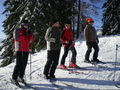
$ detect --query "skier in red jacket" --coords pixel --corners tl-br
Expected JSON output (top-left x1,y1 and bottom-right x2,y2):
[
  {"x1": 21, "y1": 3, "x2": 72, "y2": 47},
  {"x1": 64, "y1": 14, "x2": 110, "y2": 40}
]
[
  {"x1": 12, "y1": 20, "x2": 33, "y2": 86},
  {"x1": 59, "y1": 21, "x2": 79, "y2": 69}
]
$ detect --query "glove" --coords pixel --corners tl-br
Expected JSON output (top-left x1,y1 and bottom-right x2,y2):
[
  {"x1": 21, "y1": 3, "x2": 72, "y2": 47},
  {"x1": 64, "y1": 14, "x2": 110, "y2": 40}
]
[
  {"x1": 65, "y1": 41, "x2": 69, "y2": 44},
  {"x1": 63, "y1": 40, "x2": 73, "y2": 46},
  {"x1": 96, "y1": 38, "x2": 99, "y2": 44},
  {"x1": 50, "y1": 38, "x2": 55, "y2": 43},
  {"x1": 96, "y1": 36, "x2": 99, "y2": 44},
  {"x1": 29, "y1": 49, "x2": 32, "y2": 54},
  {"x1": 55, "y1": 38, "x2": 60, "y2": 43},
  {"x1": 68, "y1": 40, "x2": 73, "y2": 45},
  {"x1": 62, "y1": 41, "x2": 69, "y2": 45},
  {"x1": 29, "y1": 49, "x2": 34, "y2": 54}
]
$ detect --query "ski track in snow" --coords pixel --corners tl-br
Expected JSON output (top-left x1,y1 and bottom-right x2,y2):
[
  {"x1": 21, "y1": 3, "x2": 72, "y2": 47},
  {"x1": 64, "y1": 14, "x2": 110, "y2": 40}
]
[{"x1": 0, "y1": 35, "x2": 120, "y2": 90}]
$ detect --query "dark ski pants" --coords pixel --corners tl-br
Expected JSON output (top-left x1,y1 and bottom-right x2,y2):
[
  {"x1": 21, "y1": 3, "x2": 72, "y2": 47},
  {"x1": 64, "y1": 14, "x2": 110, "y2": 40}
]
[
  {"x1": 12, "y1": 51, "x2": 29, "y2": 80},
  {"x1": 43, "y1": 49, "x2": 60, "y2": 77},
  {"x1": 60, "y1": 46, "x2": 77, "y2": 65},
  {"x1": 85, "y1": 42, "x2": 99, "y2": 61}
]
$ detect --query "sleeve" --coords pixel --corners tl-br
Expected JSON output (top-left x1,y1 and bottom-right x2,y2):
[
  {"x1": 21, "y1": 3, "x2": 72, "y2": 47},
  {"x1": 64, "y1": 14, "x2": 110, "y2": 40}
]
[
  {"x1": 28, "y1": 34, "x2": 34, "y2": 42},
  {"x1": 94, "y1": 27, "x2": 99, "y2": 43},
  {"x1": 84, "y1": 25, "x2": 89, "y2": 42},
  {"x1": 14, "y1": 29, "x2": 24, "y2": 41},
  {"x1": 45, "y1": 27, "x2": 55, "y2": 43},
  {"x1": 96, "y1": 35, "x2": 99, "y2": 43},
  {"x1": 61, "y1": 30, "x2": 66, "y2": 43}
]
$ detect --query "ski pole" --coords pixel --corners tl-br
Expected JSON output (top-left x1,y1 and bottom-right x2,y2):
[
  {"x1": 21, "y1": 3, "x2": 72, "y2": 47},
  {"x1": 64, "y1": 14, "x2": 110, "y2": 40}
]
[
  {"x1": 68, "y1": 48, "x2": 72, "y2": 73},
  {"x1": 29, "y1": 51, "x2": 32, "y2": 80},
  {"x1": 68, "y1": 47, "x2": 71, "y2": 66},
  {"x1": 113, "y1": 44, "x2": 118, "y2": 81}
]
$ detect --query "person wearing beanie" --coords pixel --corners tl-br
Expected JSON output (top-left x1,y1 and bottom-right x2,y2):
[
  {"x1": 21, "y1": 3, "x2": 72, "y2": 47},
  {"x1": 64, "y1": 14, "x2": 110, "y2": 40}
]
[
  {"x1": 43, "y1": 20, "x2": 62, "y2": 79},
  {"x1": 12, "y1": 20, "x2": 33, "y2": 86},
  {"x1": 59, "y1": 21, "x2": 79, "y2": 70},
  {"x1": 84, "y1": 18, "x2": 101, "y2": 63}
]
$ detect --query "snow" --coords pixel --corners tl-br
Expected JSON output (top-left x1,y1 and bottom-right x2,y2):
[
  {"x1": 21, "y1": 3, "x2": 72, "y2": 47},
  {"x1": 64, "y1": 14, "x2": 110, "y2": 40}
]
[{"x1": 0, "y1": 35, "x2": 120, "y2": 90}]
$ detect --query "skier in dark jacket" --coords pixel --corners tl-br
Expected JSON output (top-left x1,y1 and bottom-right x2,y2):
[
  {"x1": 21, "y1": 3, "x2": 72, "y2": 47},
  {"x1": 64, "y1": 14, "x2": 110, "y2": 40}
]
[
  {"x1": 84, "y1": 18, "x2": 101, "y2": 63},
  {"x1": 43, "y1": 20, "x2": 61, "y2": 79},
  {"x1": 12, "y1": 20, "x2": 33, "y2": 85},
  {"x1": 59, "y1": 22, "x2": 79, "y2": 69}
]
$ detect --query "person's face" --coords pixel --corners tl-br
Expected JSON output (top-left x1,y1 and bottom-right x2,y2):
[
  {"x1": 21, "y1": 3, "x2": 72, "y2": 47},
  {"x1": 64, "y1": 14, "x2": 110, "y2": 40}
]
[
  {"x1": 89, "y1": 21, "x2": 94, "y2": 25},
  {"x1": 54, "y1": 22, "x2": 60, "y2": 27},
  {"x1": 65, "y1": 24, "x2": 71, "y2": 28},
  {"x1": 23, "y1": 24, "x2": 29, "y2": 29}
]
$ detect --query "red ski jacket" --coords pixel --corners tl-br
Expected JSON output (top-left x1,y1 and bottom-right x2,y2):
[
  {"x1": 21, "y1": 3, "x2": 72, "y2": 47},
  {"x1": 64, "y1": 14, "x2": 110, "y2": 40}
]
[
  {"x1": 14, "y1": 27, "x2": 33, "y2": 52},
  {"x1": 61, "y1": 28, "x2": 74, "y2": 47}
]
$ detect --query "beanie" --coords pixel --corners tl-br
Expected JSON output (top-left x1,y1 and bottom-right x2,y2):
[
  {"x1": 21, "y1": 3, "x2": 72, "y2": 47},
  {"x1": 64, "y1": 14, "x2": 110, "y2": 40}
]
[
  {"x1": 65, "y1": 20, "x2": 71, "y2": 24},
  {"x1": 22, "y1": 20, "x2": 29, "y2": 26},
  {"x1": 52, "y1": 19, "x2": 59, "y2": 24},
  {"x1": 86, "y1": 18, "x2": 94, "y2": 23}
]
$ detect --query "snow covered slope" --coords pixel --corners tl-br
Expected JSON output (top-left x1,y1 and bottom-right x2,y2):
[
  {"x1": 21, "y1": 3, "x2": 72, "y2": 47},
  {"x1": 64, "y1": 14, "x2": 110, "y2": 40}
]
[{"x1": 0, "y1": 35, "x2": 120, "y2": 90}]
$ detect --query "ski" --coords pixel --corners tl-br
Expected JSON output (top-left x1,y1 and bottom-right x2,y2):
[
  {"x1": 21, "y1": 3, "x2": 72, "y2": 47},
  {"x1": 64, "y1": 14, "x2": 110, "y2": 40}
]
[
  {"x1": 52, "y1": 79, "x2": 78, "y2": 89},
  {"x1": 84, "y1": 61, "x2": 107, "y2": 69},
  {"x1": 58, "y1": 67, "x2": 88, "y2": 75},
  {"x1": 67, "y1": 69, "x2": 82, "y2": 75},
  {"x1": 50, "y1": 79, "x2": 77, "y2": 90},
  {"x1": 37, "y1": 74, "x2": 63, "y2": 90},
  {"x1": 48, "y1": 79, "x2": 64, "y2": 90},
  {"x1": 10, "y1": 79, "x2": 21, "y2": 88},
  {"x1": 50, "y1": 79, "x2": 63, "y2": 90},
  {"x1": 57, "y1": 67, "x2": 81, "y2": 75},
  {"x1": 10, "y1": 79, "x2": 36, "y2": 89},
  {"x1": 20, "y1": 82, "x2": 37, "y2": 90},
  {"x1": 91, "y1": 62, "x2": 108, "y2": 68}
]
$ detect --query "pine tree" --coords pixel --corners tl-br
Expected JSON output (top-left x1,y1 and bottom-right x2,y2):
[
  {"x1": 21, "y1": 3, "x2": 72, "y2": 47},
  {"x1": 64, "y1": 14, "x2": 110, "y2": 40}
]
[
  {"x1": 102, "y1": 0, "x2": 120, "y2": 35},
  {"x1": 0, "y1": 0, "x2": 73, "y2": 66}
]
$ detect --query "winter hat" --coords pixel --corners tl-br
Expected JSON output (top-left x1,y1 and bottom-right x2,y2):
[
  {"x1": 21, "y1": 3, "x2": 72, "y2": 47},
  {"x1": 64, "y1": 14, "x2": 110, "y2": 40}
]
[
  {"x1": 52, "y1": 19, "x2": 59, "y2": 24},
  {"x1": 22, "y1": 20, "x2": 29, "y2": 26},
  {"x1": 65, "y1": 20, "x2": 71, "y2": 24},
  {"x1": 86, "y1": 18, "x2": 94, "y2": 23}
]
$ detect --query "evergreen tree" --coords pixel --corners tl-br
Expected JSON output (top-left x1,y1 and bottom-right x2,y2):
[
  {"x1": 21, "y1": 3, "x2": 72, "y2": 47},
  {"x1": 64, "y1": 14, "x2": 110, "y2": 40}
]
[
  {"x1": 0, "y1": 0, "x2": 73, "y2": 66},
  {"x1": 102, "y1": 0, "x2": 120, "y2": 35}
]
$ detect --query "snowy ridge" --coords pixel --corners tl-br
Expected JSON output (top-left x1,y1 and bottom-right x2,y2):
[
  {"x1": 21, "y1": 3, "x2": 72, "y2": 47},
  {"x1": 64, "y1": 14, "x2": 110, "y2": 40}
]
[{"x1": 0, "y1": 35, "x2": 120, "y2": 90}]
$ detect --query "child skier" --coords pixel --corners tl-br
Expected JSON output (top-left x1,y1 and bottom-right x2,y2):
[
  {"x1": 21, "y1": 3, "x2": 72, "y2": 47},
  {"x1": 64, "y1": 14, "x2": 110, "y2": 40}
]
[{"x1": 59, "y1": 21, "x2": 79, "y2": 69}]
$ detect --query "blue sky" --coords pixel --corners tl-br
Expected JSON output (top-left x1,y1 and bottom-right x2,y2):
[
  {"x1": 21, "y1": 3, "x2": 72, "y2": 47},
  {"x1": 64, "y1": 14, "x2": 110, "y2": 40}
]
[{"x1": 0, "y1": 0, "x2": 5, "y2": 39}]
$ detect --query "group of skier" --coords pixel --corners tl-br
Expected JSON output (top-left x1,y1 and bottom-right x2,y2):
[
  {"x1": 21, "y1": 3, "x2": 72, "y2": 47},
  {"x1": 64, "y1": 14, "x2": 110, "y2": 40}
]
[
  {"x1": 43, "y1": 18, "x2": 101, "y2": 80},
  {"x1": 11, "y1": 18, "x2": 101, "y2": 86}
]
